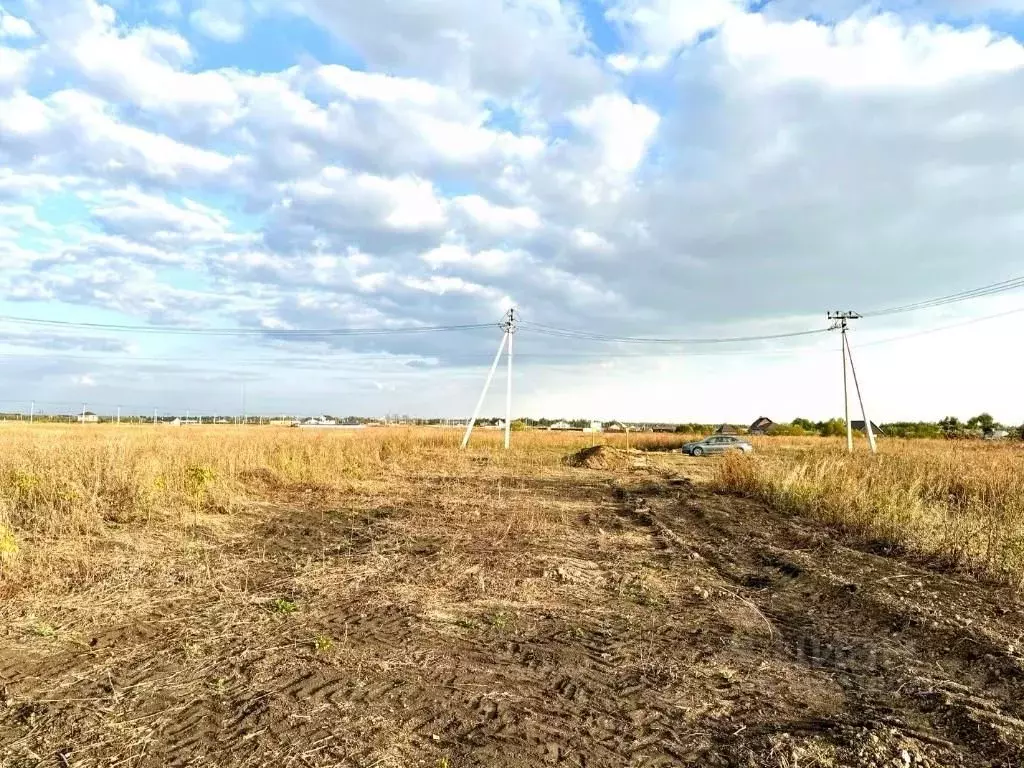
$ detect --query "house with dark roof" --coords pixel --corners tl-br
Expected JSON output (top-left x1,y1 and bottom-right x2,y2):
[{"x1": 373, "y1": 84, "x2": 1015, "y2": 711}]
[
  {"x1": 715, "y1": 424, "x2": 739, "y2": 435},
  {"x1": 851, "y1": 420, "x2": 885, "y2": 436},
  {"x1": 748, "y1": 417, "x2": 775, "y2": 435}
]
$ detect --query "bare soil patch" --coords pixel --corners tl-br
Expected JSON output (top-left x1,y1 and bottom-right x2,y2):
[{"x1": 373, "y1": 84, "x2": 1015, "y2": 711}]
[
  {"x1": 2, "y1": 456, "x2": 1022, "y2": 767},
  {"x1": 564, "y1": 445, "x2": 647, "y2": 471}
]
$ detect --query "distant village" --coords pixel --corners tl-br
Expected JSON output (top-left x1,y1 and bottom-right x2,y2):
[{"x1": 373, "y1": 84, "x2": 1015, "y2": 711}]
[{"x1": 0, "y1": 411, "x2": 1019, "y2": 440}]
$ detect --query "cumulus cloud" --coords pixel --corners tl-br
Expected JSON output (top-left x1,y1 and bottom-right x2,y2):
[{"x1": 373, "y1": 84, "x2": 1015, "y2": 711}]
[
  {"x1": 190, "y1": 0, "x2": 246, "y2": 42},
  {"x1": 606, "y1": 0, "x2": 744, "y2": 62},
  {"x1": 1, "y1": 0, "x2": 1023, "y2": 418},
  {"x1": 280, "y1": 0, "x2": 607, "y2": 109},
  {"x1": 568, "y1": 93, "x2": 660, "y2": 174},
  {"x1": 0, "y1": 10, "x2": 35, "y2": 39}
]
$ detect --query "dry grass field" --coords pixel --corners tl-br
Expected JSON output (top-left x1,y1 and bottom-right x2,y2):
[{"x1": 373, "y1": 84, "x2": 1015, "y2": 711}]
[{"x1": 1, "y1": 425, "x2": 1023, "y2": 767}]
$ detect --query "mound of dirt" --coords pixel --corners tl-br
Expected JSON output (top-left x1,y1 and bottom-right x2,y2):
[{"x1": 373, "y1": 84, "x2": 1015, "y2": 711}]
[{"x1": 565, "y1": 445, "x2": 645, "y2": 470}]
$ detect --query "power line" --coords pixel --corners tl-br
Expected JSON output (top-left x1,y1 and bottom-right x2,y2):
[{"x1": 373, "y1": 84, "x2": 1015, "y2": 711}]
[
  {"x1": 855, "y1": 306, "x2": 1024, "y2": 349},
  {"x1": 518, "y1": 321, "x2": 831, "y2": 345},
  {"x1": 0, "y1": 315, "x2": 499, "y2": 337},
  {"x1": 862, "y1": 275, "x2": 1024, "y2": 318}
]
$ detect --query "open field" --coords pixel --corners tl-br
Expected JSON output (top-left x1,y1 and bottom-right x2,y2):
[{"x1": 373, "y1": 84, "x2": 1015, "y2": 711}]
[{"x1": 2, "y1": 426, "x2": 1024, "y2": 766}]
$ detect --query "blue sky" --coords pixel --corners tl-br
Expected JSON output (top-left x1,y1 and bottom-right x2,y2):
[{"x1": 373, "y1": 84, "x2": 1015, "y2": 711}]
[{"x1": 1, "y1": 0, "x2": 1023, "y2": 421}]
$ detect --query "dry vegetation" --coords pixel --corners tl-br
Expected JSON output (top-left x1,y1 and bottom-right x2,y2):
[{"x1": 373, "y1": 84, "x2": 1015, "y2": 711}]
[
  {"x1": 1, "y1": 425, "x2": 1023, "y2": 767},
  {"x1": 714, "y1": 437, "x2": 1024, "y2": 586}
]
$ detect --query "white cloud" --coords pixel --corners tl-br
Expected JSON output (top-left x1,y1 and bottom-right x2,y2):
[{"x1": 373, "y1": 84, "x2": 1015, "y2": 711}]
[
  {"x1": 0, "y1": 47, "x2": 33, "y2": 89},
  {"x1": 568, "y1": 93, "x2": 660, "y2": 173},
  {"x1": 314, "y1": 64, "x2": 446, "y2": 108},
  {"x1": 190, "y1": 0, "x2": 246, "y2": 43},
  {"x1": 421, "y1": 243, "x2": 521, "y2": 273},
  {"x1": 606, "y1": 0, "x2": 744, "y2": 65},
  {"x1": 280, "y1": 167, "x2": 447, "y2": 233},
  {"x1": 0, "y1": 11, "x2": 35, "y2": 38},
  {"x1": 716, "y1": 12, "x2": 1024, "y2": 89},
  {"x1": 606, "y1": 53, "x2": 667, "y2": 73},
  {"x1": 571, "y1": 228, "x2": 613, "y2": 253},
  {"x1": 451, "y1": 195, "x2": 540, "y2": 234},
  {"x1": 87, "y1": 187, "x2": 233, "y2": 240},
  {"x1": 279, "y1": 0, "x2": 607, "y2": 111},
  {"x1": 155, "y1": 0, "x2": 182, "y2": 16},
  {"x1": 72, "y1": 374, "x2": 97, "y2": 387}
]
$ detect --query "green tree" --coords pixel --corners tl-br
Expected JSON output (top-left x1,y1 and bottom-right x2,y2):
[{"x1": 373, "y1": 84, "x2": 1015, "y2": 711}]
[
  {"x1": 967, "y1": 413, "x2": 996, "y2": 430},
  {"x1": 767, "y1": 423, "x2": 809, "y2": 437},
  {"x1": 819, "y1": 418, "x2": 846, "y2": 437},
  {"x1": 791, "y1": 417, "x2": 816, "y2": 432}
]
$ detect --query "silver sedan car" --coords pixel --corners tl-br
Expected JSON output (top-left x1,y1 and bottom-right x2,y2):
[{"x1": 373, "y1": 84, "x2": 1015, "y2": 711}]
[{"x1": 681, "y1": 435, "x2": 754, "y2": 456}]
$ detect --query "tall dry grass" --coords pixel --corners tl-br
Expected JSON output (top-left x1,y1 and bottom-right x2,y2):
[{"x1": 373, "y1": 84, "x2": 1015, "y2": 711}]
[
  {"x1": 714, "y1": 439, "x2": 1024, "y2": 584},
  {"x1": 0, "y1": 423, "x2": 681, "y2": 541}
]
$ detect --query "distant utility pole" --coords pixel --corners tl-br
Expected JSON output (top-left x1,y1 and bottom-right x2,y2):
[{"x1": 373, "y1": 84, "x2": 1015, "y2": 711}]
[
  {"x1": 81, "y1": 403, "x2": 86, "y2": 424},
  {"x1": 153, "y1": 408, "x2": 158, "y2": 425},
  {"x1": 29, "y1": 400, "x2": 34, "y2": 424},
  {"x1": 461, "y1": 308, "x2": 517, "y2": 450},
  {"x1": 828, "y1": 311, "x2": 876, "y2": 454},
  {"x1": 116, "y1": 406, "x2": 121, "y2": 424}
]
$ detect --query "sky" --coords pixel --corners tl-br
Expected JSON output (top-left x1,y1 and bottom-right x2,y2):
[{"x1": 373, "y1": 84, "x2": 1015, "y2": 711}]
[{"x1": 0, "y1": 0, "x2": 1023, "y2": 423}]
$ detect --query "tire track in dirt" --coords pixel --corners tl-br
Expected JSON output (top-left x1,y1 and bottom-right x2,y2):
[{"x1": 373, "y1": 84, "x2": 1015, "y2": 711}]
[{"x1": 618, "y1": 478, "x2": 1024, "y2": 766}]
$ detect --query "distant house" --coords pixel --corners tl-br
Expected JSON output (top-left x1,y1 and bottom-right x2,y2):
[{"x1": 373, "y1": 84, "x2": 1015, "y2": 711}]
[
  {"x1": 548, "y1": 420, "x2": 573, "y2": 431},
  {"x1": 851, "y1": 420, "x2": 885, "y2": 436},
  {"x1": 78, "y1": 412, "x2": 100, "y2": 424},
  {"x1": 582, "y1": 420, "x2": 603, "y2": 434},
  {"x1": 715, "y1": 424, "x2": 739, "y2": 435},
  {"x1": 748, "y1": 417, "x2": 775, "y2": 435},
  {"x1": 302, "y1": 416, "x2": 338, "y2": 426},
  {"x1": 983, "y1": 427, "x2": 1010, "y2": 440},
  {"x1": 604, "y1": 422, "x2": 627, "y2": 433}
]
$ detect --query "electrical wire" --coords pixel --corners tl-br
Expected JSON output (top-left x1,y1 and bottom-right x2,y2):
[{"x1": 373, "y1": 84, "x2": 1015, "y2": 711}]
[
  {"x1": 854, "y1": 306, "x2": 1024, "y2": 349},
  {"x1": 517, "y1": 321, "x2": 831, "y2": 345},
  {"x1": 862, "y1": 275, "x2": 1024, "y2": 318},
  {"x1": 0, "y1": 315, "x2": 499, "y2": 337}
]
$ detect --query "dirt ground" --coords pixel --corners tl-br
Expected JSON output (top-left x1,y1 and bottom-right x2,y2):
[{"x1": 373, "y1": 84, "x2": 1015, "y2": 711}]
[{"x1": 2, "y1": 454, "x2": 1024, "y2": 767}]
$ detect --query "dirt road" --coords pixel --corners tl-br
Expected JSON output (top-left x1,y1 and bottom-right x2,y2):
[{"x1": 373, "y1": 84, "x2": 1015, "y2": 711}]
[{"x1": 2, "y1": 462, "x2": 1023, "y2": 766}]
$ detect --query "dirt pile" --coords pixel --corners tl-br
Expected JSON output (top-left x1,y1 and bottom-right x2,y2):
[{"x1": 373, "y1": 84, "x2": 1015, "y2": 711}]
[{"x1": 565, "y1": 445, "x2": 645, "y2": 470}]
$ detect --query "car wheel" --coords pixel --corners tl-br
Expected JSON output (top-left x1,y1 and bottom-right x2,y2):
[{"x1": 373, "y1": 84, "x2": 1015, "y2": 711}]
[{"x1": 692, "y1": 447, "x2": 704, "y2": 457}]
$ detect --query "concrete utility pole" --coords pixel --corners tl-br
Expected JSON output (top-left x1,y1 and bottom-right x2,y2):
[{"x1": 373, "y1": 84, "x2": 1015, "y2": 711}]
[
  {"x1": 505, "y1": 307, "x2": 515, "y2": 450},
  {"x1": 29, "y1": 400, "x2": 34, "y2": 424},
  {"x1": 828, "y1": 311, "x2": 876, "y2": 454},
  {"x1": 462, "y1": 308, "x2": 517, "y2": 450}
]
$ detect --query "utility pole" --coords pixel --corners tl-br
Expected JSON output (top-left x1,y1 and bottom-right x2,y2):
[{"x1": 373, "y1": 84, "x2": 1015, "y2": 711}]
[
  {"x1": 116, "y1": 406, "x2": 121, "y2": 424},
  {"x1": 29, "y1": 400, "x2": 34, "y2": 424},
  {"x1": 462, "y1": 308, "x2": 517, "y2": 450},
  {"x1": 505, "y1": 307, "x2": 515, "y2": 450},
  {"x1": 81, "y1": 403, "x2": 86, "y2": 425},
  {"x1": 845, "y1": 332, "x2": 877, "y2": 454},
  {"x1": 827, "y1": 311, "x2": 876, "y2": 454},
  {"x1": 241, "y1": 383, "x2": 247, "y2": 426},
  {"x1": 153, "y1": 408, "x2": 158, "y2": 425}
]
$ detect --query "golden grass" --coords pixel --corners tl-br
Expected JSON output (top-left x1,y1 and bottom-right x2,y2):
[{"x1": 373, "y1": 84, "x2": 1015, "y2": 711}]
[
  {"x1": 3, "y1": 424, "x2": 1022, "y2": 606},
  {"x1": 714, "y1": 438, "x2": 1024, "y2": 584},
  {"x1": 0, "y1": 425, "x2": 682, "y2": 598}
]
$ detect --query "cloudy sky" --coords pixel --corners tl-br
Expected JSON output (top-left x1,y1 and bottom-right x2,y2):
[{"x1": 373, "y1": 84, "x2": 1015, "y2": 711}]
[{"x1": 1, "y1": 0, "x2": 1023, "y2": 423}]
